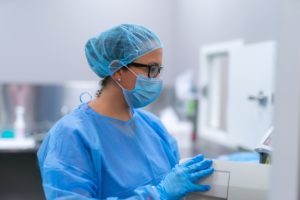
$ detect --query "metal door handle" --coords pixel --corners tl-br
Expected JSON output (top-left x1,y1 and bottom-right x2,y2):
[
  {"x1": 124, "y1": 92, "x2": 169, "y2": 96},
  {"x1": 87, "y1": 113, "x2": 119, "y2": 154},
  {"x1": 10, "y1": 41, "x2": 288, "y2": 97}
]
[{"x1": 248, "y1": 91, "x2": 268, "y2": 106}]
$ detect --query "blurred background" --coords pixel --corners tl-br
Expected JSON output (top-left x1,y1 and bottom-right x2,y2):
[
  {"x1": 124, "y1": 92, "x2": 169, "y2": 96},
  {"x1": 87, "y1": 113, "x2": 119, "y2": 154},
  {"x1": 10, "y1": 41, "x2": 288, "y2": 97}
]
[{"x1": 1, "y1": 0, "x2": 298, "y2": 200}]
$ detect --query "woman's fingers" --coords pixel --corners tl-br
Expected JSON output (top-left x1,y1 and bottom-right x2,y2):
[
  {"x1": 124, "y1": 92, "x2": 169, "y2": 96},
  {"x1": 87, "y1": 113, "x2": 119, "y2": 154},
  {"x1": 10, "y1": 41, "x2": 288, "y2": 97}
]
[
  {"x1": 182, "y1": 154, "x2": 204, "y2": 167},
  {"x1": 189, "y1": 167, "x2": 214, "y2": 182},
  {"x1": 191, "y1": 184, "x2": 211, "y2": 192},
  {"x1": 187, "y1": 159, "x2": 213, "y2": 173}
]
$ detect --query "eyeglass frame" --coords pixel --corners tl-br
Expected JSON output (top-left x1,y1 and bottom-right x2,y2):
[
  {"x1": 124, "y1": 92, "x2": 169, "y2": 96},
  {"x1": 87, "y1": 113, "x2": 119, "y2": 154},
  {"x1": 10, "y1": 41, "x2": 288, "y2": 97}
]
[{"x1": 126, "y1": 62, "x2": 163, "y2": 78}]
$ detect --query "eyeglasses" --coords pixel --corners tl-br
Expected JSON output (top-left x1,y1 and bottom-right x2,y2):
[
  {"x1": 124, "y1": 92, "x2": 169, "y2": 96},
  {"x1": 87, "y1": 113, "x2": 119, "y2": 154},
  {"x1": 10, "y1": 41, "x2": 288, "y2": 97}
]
[{"x1": 127, "y1": 62, "x2": 163, "y2": 78}]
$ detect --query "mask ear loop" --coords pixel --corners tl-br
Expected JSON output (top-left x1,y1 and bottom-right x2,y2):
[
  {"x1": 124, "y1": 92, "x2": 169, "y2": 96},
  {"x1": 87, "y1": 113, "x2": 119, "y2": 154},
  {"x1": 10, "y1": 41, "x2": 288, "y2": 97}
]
[
  {"x1": 110, "y1": 65, "x2": 137, "y2": 117},
  {"x1": 112, "y1": 77, "x2": 134, "y2": 117}
]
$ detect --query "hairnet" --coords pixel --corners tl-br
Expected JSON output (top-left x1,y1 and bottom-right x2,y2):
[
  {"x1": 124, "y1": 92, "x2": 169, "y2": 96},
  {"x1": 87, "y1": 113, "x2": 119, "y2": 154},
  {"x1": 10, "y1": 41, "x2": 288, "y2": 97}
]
[{"x1": 85, "y1": 24, "x2": 163, "y2": 78}]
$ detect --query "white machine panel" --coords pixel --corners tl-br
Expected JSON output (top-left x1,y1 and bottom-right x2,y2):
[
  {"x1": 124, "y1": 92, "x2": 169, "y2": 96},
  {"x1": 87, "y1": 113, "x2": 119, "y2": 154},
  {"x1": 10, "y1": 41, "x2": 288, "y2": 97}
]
[
  {"x1": 198, "y1": 171, "x2": 229, "y2": 199},
  {"x1": 185, "y1": 160, "x2": 270, "y2": 200}
]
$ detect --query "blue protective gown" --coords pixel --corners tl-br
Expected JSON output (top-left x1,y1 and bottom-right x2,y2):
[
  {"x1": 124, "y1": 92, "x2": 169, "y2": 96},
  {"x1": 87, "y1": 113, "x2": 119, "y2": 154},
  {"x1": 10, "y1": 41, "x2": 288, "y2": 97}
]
[{"x1": 37, "y1": 103, "x2": 180, "y2": 199}]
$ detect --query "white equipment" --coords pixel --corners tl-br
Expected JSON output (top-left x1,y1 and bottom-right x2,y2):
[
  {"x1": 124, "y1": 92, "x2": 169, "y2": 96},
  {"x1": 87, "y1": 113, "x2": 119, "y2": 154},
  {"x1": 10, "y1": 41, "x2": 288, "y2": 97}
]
[
  {"x1": 186, "y1": 160, "x2": 270, "y2": 200},
  {"x1": 255, "y1": 126, "x2": 273, "y2": 155},
  {"x1": 198, "y1": 40, "x2": 276, "y2": 150}
]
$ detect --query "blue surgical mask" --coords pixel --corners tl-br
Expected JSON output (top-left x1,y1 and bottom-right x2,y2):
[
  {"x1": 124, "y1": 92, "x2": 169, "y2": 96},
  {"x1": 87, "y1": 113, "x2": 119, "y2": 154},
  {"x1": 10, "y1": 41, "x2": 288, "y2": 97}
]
[{"x1": 116, "y1": 68, "x2": 163, "y2": 108}]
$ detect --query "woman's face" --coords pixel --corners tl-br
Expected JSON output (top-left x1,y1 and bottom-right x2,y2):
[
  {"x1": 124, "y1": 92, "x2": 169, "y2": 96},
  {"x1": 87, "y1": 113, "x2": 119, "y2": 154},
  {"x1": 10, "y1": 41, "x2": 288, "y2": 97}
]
[{"x1": 117, "y1": 48, "x2": 163, "y2": 90}]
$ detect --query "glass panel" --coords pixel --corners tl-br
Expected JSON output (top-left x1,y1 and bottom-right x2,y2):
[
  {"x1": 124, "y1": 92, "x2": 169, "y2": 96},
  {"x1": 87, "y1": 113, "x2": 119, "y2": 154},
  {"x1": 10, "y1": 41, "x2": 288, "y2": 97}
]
[{"x1": 206, "y1": 53, "x2": 229, "y2": 132}]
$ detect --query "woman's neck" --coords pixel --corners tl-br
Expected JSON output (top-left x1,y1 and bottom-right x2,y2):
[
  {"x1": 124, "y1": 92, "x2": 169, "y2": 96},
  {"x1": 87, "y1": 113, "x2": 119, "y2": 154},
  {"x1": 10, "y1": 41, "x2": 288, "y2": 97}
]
[{"x1": 88, "y1": 87, "x2": 132, "y2": 122}]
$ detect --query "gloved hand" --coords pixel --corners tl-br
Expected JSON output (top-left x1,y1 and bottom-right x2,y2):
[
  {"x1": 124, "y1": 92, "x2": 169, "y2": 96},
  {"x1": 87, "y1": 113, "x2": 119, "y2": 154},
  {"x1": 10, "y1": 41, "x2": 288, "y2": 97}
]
[{"x1": 156, "y1": 154, "x2": 214, "y2": 200}]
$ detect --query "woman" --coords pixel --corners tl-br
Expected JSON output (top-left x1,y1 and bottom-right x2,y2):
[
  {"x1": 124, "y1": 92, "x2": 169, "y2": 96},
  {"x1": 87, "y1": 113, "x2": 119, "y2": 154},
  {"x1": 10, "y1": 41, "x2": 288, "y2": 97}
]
[{"x1": 37, "y1": 24, "x2": 214, "y2": 200}]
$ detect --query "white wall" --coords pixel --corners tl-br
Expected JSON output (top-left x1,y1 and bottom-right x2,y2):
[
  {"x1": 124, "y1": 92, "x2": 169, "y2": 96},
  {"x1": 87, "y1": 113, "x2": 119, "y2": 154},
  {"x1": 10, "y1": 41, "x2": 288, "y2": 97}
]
[
  {"x1": 0, "y1": 0, "x2": 175, "y2": 85},
  {"x1": 0, "y1": 0, "x2": 281, "y2": 87},
  {"x1": 270, "y1": 0, "x2": 300, "y2": 199},
  {"x1": 173, "y1": 0, "x2": 280, "y2": 84}
]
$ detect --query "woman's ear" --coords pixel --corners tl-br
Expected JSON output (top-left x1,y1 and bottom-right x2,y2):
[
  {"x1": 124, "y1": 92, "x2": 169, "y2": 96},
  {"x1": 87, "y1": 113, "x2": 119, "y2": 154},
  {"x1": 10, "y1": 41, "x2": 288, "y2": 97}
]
[{"x1": 111, "y1": 69, "x2": 123, "y2": 82}]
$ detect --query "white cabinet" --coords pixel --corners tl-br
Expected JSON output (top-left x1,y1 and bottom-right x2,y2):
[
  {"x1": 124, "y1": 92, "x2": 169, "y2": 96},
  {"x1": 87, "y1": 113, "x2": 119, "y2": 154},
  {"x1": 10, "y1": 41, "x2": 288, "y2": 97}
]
[{"x1": 198, "y1": 40, "x2": 276, "y2": 149}]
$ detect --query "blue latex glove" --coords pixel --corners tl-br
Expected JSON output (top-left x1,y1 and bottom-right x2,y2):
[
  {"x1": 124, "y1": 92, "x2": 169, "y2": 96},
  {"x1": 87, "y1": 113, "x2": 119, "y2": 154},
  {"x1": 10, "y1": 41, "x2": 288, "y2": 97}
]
[{"x1": 156, "y1": 154, "x2": 214, "y2": 200}]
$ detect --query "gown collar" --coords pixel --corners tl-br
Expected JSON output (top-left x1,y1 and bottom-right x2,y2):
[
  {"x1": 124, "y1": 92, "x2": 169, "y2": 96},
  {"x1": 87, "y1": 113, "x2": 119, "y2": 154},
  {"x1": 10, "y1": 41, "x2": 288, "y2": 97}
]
[{"x1": 79, "y1": 102, "x2": 137, "y2": 124}]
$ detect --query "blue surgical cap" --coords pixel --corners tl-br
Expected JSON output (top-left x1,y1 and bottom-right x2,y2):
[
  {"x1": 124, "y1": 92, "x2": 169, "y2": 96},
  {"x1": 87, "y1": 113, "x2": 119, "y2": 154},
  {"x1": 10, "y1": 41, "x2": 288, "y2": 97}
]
[{"x1": 85, "y1": 24, "x2": 163, "y2": 78}]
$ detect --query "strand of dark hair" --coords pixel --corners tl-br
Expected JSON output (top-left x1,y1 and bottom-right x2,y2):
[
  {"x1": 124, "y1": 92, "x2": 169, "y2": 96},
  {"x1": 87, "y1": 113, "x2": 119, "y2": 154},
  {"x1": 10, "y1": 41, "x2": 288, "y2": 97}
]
[{"x1": 96, "y1": 76, "x2": 110, "y2": 97}]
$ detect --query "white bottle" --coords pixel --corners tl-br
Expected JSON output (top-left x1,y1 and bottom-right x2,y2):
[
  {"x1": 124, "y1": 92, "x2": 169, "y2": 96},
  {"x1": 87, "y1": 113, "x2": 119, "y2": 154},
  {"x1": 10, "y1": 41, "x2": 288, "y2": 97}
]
[{"x1": 14, "y1": 106, "x2": 26, "y2": 140}]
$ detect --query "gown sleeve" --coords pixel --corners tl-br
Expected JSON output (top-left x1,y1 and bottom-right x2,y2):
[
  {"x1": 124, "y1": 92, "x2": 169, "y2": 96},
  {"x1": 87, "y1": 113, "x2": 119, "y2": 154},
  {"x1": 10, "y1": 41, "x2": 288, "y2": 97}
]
[{"x1": 37, "y1": 117, "x2": 163, "y2": 200}]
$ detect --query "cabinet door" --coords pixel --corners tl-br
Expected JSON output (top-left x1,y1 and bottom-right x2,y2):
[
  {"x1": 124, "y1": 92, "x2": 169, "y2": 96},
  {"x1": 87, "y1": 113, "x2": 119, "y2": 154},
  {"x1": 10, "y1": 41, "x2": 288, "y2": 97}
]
[
  {"x1": 227, "y1": 41, "x2": 276, "y2": 149},
  {"x1": 198, "y1": 40, "x2": 244, "y2": 147}
]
